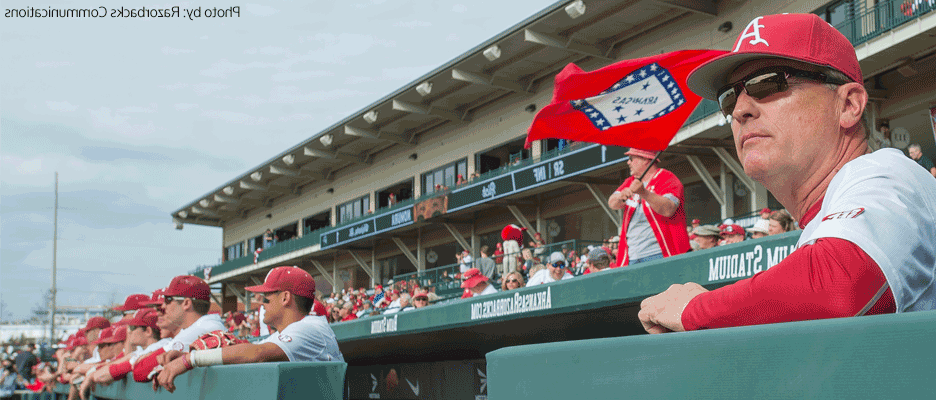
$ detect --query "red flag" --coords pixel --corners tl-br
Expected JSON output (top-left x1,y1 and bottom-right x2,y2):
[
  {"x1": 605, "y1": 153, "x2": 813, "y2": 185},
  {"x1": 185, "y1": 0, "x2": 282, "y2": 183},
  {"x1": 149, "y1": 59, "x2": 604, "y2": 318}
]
[{"x1": 526, "y1": 50, "x2": 728, "y2": 151}]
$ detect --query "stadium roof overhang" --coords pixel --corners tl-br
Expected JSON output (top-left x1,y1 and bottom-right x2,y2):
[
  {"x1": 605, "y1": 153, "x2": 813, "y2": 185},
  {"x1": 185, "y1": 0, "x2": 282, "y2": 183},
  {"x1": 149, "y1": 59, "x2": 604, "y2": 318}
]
[{"x1": 172, "y1": 0, "x2": 721, "y2": 227}]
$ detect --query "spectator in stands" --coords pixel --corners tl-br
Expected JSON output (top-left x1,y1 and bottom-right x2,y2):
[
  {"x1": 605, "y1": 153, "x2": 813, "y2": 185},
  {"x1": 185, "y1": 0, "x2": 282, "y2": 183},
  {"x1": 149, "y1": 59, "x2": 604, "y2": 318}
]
[
  {"x1": 385, "y1": 293, "x2": 414, "y2": 314},
  {"x1": 872, "y1": 120, "x2": 892, "y2": 150},
  {"x1": 477, "y1": 245, "x2": 497, "y2": 282},
  {"x1": 908, "y1": 144, "x2": 936, "y2": 178},
  {"x1": 691, "y1": 219, "x2": 701, "y2": 230},
  {"x1": 608, "y1": 148, "x2": 690, "y2": 266},
  {"x1": 461, "y1": 268, "x2": 498, "y2": 297},
  {"x1": 263, "y1": 229, "x2": 275, "y2": 249},
  {"x1": 608, "y1": 236, "x2": 620, "y2": 262},
  {"x1": 13, "y1": 346, "x2": 38, "y2": 385},
  {"x1": 759, "y1": 208, "x2": 772, "y2": 221},
  {"x1": 639, "y1": 13, "x2": 936, "y2": 334},
  {"x1": 412, "y1": 291, "x2": 430, "y2": 309},
  {"x1": 691, "y1": 225, "x2": 720, "y2": 250},
  {"x1": 493, "y1": 243, "x2": 505, "y2": 271},
  {"x1": 527, "y1": 252, "x2": 573, "y2": 286},
  {"x1": 747, "y1": 220, "x2": 770, "y2": 239},
  {"x1": 457, "y1": 251, "x2": 472, "y2": 274},
  {"x1": 520, "y1": 248, "x2": 535, "y2": 276},
  {"x1": 356, "y1": 302, "x2": 372, "y2": 318},
  {"x1": 388, "y1": 193, "x2": 397, "y2": 206},
  {"x1": 501, "y1": 271, "x2": 526, "y2": 291},
  {"x1": 338, "y1": 302, "x2": 358, "y2": 322},
  {"x1": 156, "y1": 266, "x2": 344, "y2": 393},
  {"x1": 583, "y1": 247, "x2": 612, "y2": 274},
  {"x1": 768, "y1": 209, "x2": 796, "y2": 235},
  {"x1": 720, "y1": 224, "x2": 745, "y2": 245},
  {"x1": 2, "y1": 356, "x2": 24, "y2": 399},
  {"x1": 133, "y1": 275, "x2": 224, "y2": 383},
  {"x1": 456, "y1": 174, "x2": 467, "y2": 186}
]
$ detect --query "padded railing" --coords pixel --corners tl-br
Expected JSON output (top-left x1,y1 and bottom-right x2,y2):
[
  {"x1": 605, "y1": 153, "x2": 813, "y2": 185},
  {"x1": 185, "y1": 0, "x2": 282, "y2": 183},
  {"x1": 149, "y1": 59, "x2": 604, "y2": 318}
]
[
  {"x1": 38, "y1": 362, "x2": 346, "y2": 400},
  {"x1": 487, "y1": 310, "x2": 936, "y2": 399}
]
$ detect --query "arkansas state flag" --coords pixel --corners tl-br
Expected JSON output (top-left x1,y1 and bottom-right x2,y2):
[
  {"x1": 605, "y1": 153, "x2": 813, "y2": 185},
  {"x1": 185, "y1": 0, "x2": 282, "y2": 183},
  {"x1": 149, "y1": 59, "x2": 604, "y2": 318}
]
[{"x1": 526, "y1": 50, "x2": 727, "y2": 151}]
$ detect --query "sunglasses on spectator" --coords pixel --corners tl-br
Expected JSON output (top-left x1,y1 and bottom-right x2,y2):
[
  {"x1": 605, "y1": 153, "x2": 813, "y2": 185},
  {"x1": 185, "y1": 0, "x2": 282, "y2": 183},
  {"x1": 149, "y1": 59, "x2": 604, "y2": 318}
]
[
  {"x1": 717, "y1": 67, "x2": 848, "y2": 117},
  {"x1": 414, "y1": 298, "x2": 428, "y2": 302},
  {"x1": 163, "y1": 296, "x2": 185, "y2": 304},
  {"x1": 128, "y1": 325, "x2": 142, "y2": 331},
  {"x1": 506, "y1": 279, "x2": 520, "y2": 284}
]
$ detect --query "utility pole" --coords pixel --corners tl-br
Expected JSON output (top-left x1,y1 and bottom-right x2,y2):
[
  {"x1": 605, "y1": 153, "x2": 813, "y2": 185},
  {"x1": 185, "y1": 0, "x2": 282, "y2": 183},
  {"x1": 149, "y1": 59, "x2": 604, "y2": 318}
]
[{"x1": 50, "y1": 172, "x2": 58, "y2": 343}]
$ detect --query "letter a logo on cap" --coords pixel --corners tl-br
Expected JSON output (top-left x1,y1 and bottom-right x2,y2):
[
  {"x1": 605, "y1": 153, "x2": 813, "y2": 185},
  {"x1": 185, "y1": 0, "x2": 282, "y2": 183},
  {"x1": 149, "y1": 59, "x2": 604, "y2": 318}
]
[{"x1": 734, "y1": 16, "x2": 769, "y2": 52}]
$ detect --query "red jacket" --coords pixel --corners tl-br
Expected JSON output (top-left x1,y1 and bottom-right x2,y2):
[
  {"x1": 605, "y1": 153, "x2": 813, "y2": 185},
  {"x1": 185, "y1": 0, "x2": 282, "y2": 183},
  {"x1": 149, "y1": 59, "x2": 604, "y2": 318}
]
[{"x1": 616, "y1": 168, "x2": 690, "y2": 266}]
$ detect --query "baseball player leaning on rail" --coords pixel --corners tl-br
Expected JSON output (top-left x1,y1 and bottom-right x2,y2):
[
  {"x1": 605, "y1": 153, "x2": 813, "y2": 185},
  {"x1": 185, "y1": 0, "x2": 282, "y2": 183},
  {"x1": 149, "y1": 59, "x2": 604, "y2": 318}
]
[
  {"x1": 639, "y1": 13, "x2": 936, "y2": 333},
  {"x1": 155, "y1": 266, "x2": 344, "y2": 393}
]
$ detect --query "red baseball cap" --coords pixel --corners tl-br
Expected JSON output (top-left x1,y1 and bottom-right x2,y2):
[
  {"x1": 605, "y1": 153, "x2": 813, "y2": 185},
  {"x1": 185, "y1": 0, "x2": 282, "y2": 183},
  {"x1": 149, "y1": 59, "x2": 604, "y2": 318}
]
[
  {"x1": 720, "y1": 224, "x2": 745, "y2": 236},
  {"x1": 93, "y1": 326, "x2": 115, "y2": 345},
  {"x1": 413, "y1": 290, "x2": 429, "y2": 300},
  {"x1": 761, "y1": 208, "x2": 772, "y2": 214},
  {"x1": 460, "y1": 268, "x2": 488, "y2": 289},
  {"x1": 113, "y1": 315, "x2": 133, "y2": 326},
  {"x1": 160, "y1": 275, "x2": 211, "y2": 301},
  {"x1": 114, "y1": 294, "x2": 151, "y2": 312},
  {"x1": 688, "y1": 13, "x2": 862, "y2": 100},
  {"x1": 625, "y1": 148, "x2": 659, "y2": 160},
  {"x1": 127, "y1": 308, "x2": 159, "y2": 331},
  {"x1": 140, "y1": 290, "x2": 166, "y2": 307},
  {"x1": 245, "y1": 266, "x2": 316, "y2": 299},
  {"x1": 84, "y1": 316, "x2": 111, "y2": 331},
  {"x1": 692, "y1": 219, "x2": 701, "y2": 224},
  {"x1": 104, "y1": 326, "x2": 127, "y2": 344},
  {"x1": 312, "y1": 300, "x2": 327, "y2": 316}
]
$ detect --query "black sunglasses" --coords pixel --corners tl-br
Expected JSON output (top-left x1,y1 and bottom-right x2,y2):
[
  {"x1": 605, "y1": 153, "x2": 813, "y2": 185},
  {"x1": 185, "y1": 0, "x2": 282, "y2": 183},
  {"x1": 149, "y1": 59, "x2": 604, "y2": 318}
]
[
  {"x1": 163, "y1": 296, "x2": 184, "y2": 304},
  {"x1": 717, "y1": 67, "x2": 848, "y2": 117},
  {"x1": 506, "y1": 279, "x2": 520, "y2": 283}
]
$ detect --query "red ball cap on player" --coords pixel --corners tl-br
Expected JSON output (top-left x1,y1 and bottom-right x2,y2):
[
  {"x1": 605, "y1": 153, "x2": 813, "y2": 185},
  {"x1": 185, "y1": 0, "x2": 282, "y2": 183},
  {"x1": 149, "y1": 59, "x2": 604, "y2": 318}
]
[
  {"x1": 687, "y1": 13, "x2": 862, "y2": 100},
  {"x1": 93, "y1": 326, "x2": 115, "y2": 345},
  {"x1": 245, "y1": 266, "x2": 316, "y2": 299},
  {"x1": 113, "y1": 294, "x2": 151, "y2": 312},
  {"x1": 460, "y1": 268, "x2": 488, "y2": 289},
  {"x1": 160, "y1": 275, "x2": 211, "y2": 301},
  {"x1": 140, "y1": 290, "x2": 166, "y2": 307},
  {"x1": 126, "y1": 308, "x2": 159, "y2": 331},
  {"x1": 104, "y1": 325, "x2": 127, "y2": 344},
  {"x1": 84, "y1": 316, "x2": 111, "y2": 331}
]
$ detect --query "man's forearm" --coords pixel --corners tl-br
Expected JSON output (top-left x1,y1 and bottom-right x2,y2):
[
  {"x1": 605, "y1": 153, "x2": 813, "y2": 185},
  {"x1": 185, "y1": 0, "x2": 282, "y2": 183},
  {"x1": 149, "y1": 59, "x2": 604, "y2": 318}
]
[{"x1": 639, "y1": 190, "x2": 676, "y2": 217}]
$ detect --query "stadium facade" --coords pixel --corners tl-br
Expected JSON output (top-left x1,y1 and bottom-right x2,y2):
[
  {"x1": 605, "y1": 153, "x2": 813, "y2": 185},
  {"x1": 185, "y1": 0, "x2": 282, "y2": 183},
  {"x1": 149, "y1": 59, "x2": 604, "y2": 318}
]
[{"x1": 173, "y1": 0, "x2": 936, "y2": 310}]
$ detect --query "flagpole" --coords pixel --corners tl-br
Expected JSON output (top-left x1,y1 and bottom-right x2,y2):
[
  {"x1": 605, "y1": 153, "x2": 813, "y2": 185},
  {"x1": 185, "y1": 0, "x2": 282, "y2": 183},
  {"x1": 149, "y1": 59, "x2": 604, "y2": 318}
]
[
  {"x1": 50, "y1": 172, "x2": 58, "y2": 344},
  {"x1": 637, "y1": 151, "x2": 663, "y2": 181}
]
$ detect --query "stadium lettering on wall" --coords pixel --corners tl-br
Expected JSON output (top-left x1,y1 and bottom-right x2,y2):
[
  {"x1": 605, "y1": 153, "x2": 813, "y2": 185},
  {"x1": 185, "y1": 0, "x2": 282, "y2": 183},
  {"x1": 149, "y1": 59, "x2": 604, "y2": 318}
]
[
  {"x1": 319, "y1": 205, "x2": 415, "y2": 249},
  {"x1": 370, "y1": 314, "x2": 398, "y2": 335},
  {"x1": 706, "y1": 243, "x2": 797, "y2": 282},
  {"x1": 470, "y1": 287, "x2": 553, "y2": 320}
]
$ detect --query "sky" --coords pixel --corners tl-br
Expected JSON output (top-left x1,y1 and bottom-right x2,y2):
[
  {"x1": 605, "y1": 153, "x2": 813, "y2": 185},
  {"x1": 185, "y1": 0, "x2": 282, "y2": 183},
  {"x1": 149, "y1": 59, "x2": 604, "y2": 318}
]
[{"x1": 0, "y1": 0, "x2": 559, "y2": 322}]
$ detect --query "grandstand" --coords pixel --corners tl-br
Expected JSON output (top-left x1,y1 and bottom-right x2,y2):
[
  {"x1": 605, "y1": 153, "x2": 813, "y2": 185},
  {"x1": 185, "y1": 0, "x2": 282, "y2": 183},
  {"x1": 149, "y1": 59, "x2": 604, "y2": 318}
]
[{"x1": 160, "y1": 0, "x2": 936, "y2": 399}]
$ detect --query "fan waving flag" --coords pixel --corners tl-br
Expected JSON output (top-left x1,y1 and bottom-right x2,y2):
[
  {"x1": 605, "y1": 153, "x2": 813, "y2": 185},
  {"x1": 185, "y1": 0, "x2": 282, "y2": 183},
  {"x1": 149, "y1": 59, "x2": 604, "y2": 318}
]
[{"x1": 526, "y1": 50, "x2": 727, "y2": 151}]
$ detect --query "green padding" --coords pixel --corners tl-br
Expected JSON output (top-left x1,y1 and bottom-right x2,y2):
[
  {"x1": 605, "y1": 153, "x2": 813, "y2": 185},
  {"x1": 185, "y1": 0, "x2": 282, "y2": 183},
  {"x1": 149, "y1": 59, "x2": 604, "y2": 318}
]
[
  {"x1": 53, "y1": 362, "x2": 346, "y2": 400},
  {"x1": 487, "y1": 310, "x2": 936, "y2": 399},
  {"x1": 332, "y1": 232, "x2": 801, "y2": 342}
]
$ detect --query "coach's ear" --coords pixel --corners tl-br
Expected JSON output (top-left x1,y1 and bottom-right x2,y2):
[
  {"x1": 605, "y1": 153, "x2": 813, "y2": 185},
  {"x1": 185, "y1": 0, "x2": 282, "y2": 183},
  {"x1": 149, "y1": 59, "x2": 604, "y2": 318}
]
[{"x1": 838, "y1": 82, "x2": 867, "y2": 133}]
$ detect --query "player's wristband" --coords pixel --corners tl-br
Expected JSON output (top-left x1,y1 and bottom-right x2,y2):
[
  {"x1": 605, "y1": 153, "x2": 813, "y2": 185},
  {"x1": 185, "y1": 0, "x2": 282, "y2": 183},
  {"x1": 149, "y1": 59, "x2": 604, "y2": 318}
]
[
  {"x1": 181, "y1": 354, "x2": 193, "y2": 370},
  {"x1": 189, "y1": 349, "x2": 224, "y2": 367}
]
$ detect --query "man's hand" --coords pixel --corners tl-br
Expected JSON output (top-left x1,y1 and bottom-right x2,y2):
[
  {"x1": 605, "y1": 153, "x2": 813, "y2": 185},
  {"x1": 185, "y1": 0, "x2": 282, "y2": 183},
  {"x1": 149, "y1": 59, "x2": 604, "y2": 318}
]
[
  {"x1": 155, "y1": 356, "x2": 190, "y2": 393},
  {"x1": 78, "y1": 373, "x2": 95, "y2": 400},
  {"x1": 627, "y1": 178, "x2": 646, "y2": 196},
  {"x1": 91, "y1": 366, "x2": 113, "y2": 385},
  {"x1": 638, "y1": 283, "x2": 708, "y2": 334},
  {"x1": 157, "y1": 350, "x2": 183, "y2": 366}
]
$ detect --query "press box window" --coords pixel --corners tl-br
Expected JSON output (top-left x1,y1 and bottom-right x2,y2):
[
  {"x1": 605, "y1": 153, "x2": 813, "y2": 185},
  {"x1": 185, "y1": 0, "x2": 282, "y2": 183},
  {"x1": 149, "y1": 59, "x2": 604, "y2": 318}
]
[
  {"x1": 423, "y1": 159, "x2": 467, "y2": 195},
  {"x1": 338, "y1": 195, "x2": 370, "y2": 223}
]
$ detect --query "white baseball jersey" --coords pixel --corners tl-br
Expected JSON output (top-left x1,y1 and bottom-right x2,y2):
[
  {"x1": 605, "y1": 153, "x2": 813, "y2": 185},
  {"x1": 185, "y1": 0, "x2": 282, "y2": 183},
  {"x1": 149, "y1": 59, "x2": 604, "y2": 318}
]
[
  {"x1": 259, "y1": 316, "x2": 344, "y2": 362},
  {"x1": 162, "y1": 314, "x2": 225, "y2": 352},
  {"x1": 471, "y1": 284, "x2": 499, "y2": 297},
  {"x1": 130, "y1": 338, "x2": 172, "y2": 365},
  {"x1": 798, "y1": 148, "x2": 936, "y2": 312}
]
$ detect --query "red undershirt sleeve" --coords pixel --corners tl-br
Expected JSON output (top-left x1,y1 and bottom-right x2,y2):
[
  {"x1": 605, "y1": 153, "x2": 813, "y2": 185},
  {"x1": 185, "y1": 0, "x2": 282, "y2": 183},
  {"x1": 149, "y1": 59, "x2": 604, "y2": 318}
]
[
  {"x1": 131, "y1": 348, "x2": 164, "y2": 383},
  {"x1": 682, "y1": 237, "x2": 895, "y2": 331},
  {"x1": 109, "y1": 361, "x2": 133, "y2": 380}
]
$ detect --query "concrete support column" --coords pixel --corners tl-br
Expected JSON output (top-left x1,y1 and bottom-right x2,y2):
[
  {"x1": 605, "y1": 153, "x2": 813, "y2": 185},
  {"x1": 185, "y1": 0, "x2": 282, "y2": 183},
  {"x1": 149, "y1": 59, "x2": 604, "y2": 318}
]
[
  {"x1": 417, "y1": 226, "x2": 425, "y2": 272},
  {"x1": 720, "y1": 164, "x2": 734, "y2": 220}
]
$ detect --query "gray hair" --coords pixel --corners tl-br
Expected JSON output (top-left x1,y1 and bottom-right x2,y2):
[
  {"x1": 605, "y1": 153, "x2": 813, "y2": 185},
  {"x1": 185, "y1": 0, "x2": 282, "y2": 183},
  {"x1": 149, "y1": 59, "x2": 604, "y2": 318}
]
[
  {"x1": 909, "y1": 144, "x2": 922, "y2": 152},
  {"x1": 819, "y1": 67, "x2": 870, "y2": 141}
]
